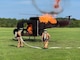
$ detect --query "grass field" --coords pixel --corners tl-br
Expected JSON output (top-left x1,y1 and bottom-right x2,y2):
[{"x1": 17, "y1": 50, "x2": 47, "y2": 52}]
[{"x1": 0, "y1": 28, "x2": 80, "y2": 60}]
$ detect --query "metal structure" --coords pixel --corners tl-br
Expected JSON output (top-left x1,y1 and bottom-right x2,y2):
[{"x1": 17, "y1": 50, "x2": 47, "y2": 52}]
[{"x1": 13, "y1": 16, "x2": 71, "y2": 37}]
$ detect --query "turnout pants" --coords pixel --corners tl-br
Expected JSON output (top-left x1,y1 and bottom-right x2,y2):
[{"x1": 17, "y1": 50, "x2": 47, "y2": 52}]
[{"x1": 17, "y1": 29, "x2": 24, "y2": 48}]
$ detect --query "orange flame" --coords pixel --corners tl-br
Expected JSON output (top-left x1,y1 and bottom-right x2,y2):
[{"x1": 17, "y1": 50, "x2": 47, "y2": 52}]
[
  {"x1": 56, "y1": 0, "x2": 60, "y2": 4},
  {"x1": 27, "y1": 24, "x2": 33, "y2": 34},
  {"x1": 54, "y1": 0, "x2": 60, "y2": 8},
  {"x1": 39, "y1": 14, "x2": 57, "y2": 24}
]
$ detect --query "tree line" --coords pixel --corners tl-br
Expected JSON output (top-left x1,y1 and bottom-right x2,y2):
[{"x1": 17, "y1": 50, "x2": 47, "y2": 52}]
[
  {"x1": 0, "y1": 18, "x2": 26, "y2": 27},
  {"x1": 0, "y1": 18, "x2": 80, "y2": 27}
]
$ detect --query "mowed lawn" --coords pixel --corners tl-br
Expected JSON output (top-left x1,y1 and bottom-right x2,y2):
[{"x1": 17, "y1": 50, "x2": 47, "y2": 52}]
[{"x1": 0, "y1": 27, "x2": 80, "y2": 60}]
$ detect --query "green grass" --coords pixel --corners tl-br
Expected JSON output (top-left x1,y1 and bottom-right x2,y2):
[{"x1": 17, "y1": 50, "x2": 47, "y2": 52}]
[{"x1": 0, "y1": 27, "x2": 80, "y2": 60}]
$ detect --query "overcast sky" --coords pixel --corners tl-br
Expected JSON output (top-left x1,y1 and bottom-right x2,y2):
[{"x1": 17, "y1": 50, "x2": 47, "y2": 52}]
[{"x1": 0, "y1": 0, "x2": 80, "y2": 19}]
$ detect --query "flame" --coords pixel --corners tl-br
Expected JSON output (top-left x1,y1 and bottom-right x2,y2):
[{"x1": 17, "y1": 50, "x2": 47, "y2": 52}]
[
  {"x1": 27, "y1": 24, "x2": 33, "y2": 34},
  {"x1": 56, "y1": 0, "x2": 60, "y2": 4},
  {"x1": 39, "y1": 14, "x2": 57, "y2": 24},
  {"x1": 54, "y1": 0, "x2": 60, "y2": 8}
]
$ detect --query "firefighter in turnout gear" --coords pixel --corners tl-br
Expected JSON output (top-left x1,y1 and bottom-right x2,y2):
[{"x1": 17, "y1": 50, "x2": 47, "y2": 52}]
[
  {"x1": 17, "y1": 20, "x2": 24, "y2": 48},
  {"x1": 41, "y1": 29, "x2": 50, "y2": 49}
]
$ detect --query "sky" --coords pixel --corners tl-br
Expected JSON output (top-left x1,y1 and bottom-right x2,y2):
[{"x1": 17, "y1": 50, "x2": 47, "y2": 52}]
[{"x1": 0, "y1": 0, "x2": 80, "y2": 20}]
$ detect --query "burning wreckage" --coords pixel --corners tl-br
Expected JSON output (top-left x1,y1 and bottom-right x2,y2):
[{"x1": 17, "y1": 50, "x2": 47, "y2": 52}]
[{"x1": 13, "y1": 15, "x2": 71, "y2": 37}]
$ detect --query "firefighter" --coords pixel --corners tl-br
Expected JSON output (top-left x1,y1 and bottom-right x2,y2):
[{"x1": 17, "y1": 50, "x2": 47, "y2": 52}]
[
  {"x1": 17, "y1": 20, "x2": 24, "y2": 48},
  {"x1": 41, "y1": 29, "x2": 50, "y2": 49}
]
